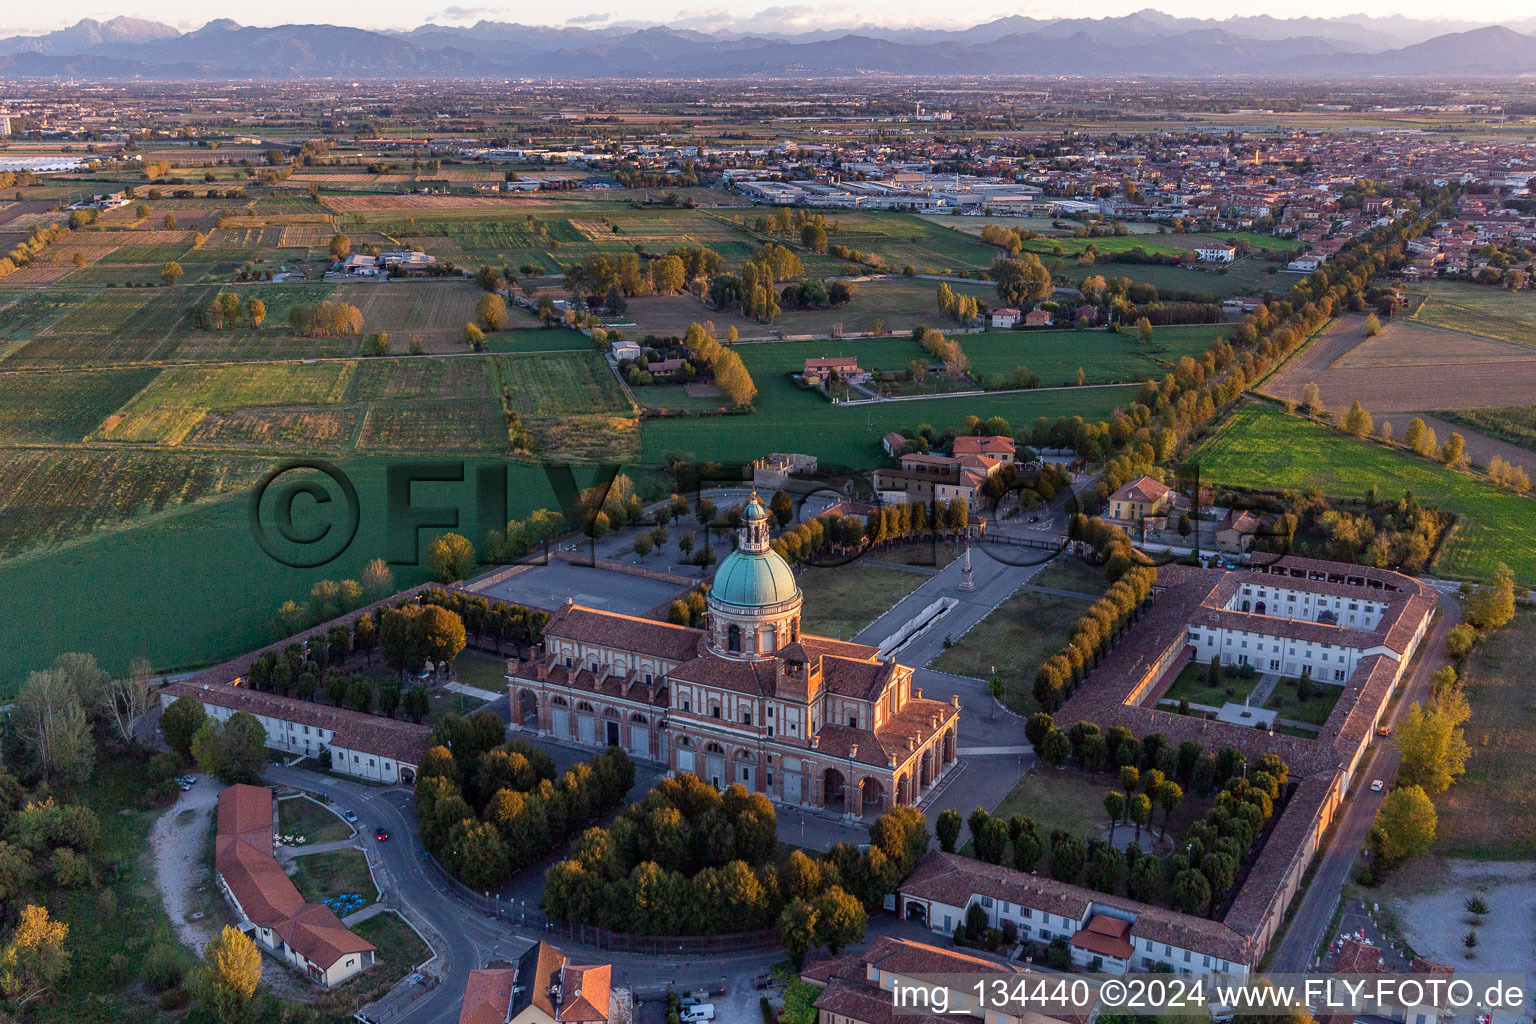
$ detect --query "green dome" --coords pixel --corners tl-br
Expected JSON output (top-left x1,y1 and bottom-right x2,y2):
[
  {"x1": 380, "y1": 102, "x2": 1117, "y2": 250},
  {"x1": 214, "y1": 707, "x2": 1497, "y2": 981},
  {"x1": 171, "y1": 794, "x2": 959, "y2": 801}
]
[{"x1": 711, "y1": 547, "x2": 798, "y2": 607}]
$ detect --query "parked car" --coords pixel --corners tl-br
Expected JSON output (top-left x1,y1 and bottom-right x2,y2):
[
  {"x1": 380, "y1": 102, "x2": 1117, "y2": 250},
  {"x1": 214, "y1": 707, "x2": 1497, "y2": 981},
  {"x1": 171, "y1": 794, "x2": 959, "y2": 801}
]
[
  {"x1": 343, "y1": 810, "x2": 359, "y2": 824},
  {"x1": 1370, "y1": 780, "x2": 1385, "y2": 793},
  {"x1": 680, "y1": 1005, "x2": 715, "y2": 1023}
]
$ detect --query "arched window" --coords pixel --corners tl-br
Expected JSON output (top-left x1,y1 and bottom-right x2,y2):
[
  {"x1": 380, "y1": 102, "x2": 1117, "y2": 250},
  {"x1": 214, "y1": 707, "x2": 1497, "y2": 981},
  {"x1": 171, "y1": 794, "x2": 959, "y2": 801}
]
[
  {"x1": 791, "y1": 618, "x2": 799, "y2": 642},
  {"x1": 727, "y1": 624, "x2": 741, "y2": 652}
]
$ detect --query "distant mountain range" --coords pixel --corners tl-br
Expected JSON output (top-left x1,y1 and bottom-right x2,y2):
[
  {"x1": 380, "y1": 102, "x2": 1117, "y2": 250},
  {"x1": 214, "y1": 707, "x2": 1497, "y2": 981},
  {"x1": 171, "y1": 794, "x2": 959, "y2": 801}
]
[{"x1": 2, "y1": 11, "x2": 1536, "y2": 79}]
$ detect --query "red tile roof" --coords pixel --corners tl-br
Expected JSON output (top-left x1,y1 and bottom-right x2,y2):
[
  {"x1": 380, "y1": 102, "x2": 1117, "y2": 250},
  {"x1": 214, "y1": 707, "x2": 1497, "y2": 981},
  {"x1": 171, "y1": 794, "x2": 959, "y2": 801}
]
[
  {"x1": 214, "y1": 786, "x2": 375, "y2": 972},
  {"x1": 1071, "y1": 914, "x2": 1135, "y2": 960},
  {"x1": 165, "y1": 681, "x2": 429, "y2": 767},
  {"x1": 458, "y1": 968, "x2": 516, "y2": 1024}
]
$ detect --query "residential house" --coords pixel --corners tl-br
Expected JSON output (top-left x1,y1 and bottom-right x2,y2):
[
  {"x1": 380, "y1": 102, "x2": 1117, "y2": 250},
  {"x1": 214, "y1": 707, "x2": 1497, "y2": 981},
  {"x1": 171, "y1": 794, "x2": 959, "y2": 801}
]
[
  {"x1": 1107, "y1": 476, "x2": 1173, "y2": 524},
  {"x1": 881, "y1": 432, "x2": 910, "y2": 457},
  {"x1": 990, "y1": 307, "x2": 1022, "y2": 329},
  {"x1": 1196, "y1": 243, "x2": 1238, "y2": 263},
  {"x1": 1024, "y1": 310, "x2": 1054, "y2": 327},
  {"x1": 459, "y1": 940, "x2": 628, "y2": 1024},
  {"x1": 802, "y1": 356, "x2": 868, "y2": 386}
]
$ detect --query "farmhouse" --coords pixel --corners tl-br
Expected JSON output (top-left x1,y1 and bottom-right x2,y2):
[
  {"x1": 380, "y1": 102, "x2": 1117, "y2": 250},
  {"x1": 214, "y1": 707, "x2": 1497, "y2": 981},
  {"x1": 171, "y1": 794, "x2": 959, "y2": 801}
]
[
  {"x1": 1024, "y1": 310, "x2": 1055, "y2": 327},
  {"x1": 802, "y1": 356, "x2": 869, "y2": 386},
  {"x1": 215, "y1": 785, "x2": 375, "y2": 988},
  {"x1": 460, "y1": 940, "x2": 626, "y2": 1024},
  {"x1": 159, "y1": 681, "x2": 429, "y2": 785},
  {"x1": 507, "y1": 495, "x2": 960, "y2": 815},
  {"x1": 990, "y1": 307, "x2": 1022, "y2": 328},
  {"x1": 1196, "y1": 243, "x2": 1237, "y2": 263}
]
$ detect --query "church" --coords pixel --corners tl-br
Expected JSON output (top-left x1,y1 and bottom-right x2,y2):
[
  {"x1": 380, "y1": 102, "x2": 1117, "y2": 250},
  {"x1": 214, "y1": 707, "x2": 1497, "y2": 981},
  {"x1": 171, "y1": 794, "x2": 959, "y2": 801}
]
[{"x1": 506, "y1": 494, "x2": 961, "y2": 815}]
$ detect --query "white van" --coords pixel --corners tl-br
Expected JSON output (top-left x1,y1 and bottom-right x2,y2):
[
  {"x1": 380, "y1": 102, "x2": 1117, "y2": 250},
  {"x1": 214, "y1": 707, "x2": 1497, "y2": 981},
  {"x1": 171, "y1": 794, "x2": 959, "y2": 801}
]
[{"x1": 680, "y1": 1005, "x2": 715, "y2": 1023}]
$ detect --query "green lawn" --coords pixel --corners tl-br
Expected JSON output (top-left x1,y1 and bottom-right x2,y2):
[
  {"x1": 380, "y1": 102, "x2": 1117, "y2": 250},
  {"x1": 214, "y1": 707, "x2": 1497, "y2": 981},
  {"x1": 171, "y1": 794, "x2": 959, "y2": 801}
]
[
  {"x1": 1194, "y1": 402, "x2": 1536, "y2": 584},
  {"x1": 353, "y1": 909, "x2": 432, "y2": 974},
  {"x1": 1262, "y1": 677, "x2": 1342, "y2": 727},
  {"x1": 277, "y1": 796, "x2": 353, "y2": 844},
  {"x1": 870, "y1": 539, "x2": 965, "y2": 569},
  {"x1": 641, "y1": 383, "x2": 1138, "y2": 469},
  {"x1": 1162, "y1": 661, "x2": 1260, "y2": 708},
  {"x1": 484, "y1": 328, "x2": 593, "y2": 353},
  {"x1": 963, "y1": 324, "x2": 1225, "y2": 388},
  {"x1": 1029, "y1": 556, "x2": 1109, "y2": 596},
  {"x1": 0, "y1": 455, "x2": 609, "y2": 695},
  {"x1": 1433, "y1": 609, "x2": 1536, "y2": 859},
  {"x1": 987, "y1": 769, "x2": 1108, "y2": 838},
  {"x1": 796, "y1": 561, "x2": 920, "y2": 641},
  {"x1": 451, "y1": 649, "x2": 512, "y2": 693},
  {"x1": 288, "y1": 848, "x2": 378, "y2": 908},
  {"x1": 931, "y1": 589, "x2": 1092, "y2": 714}
]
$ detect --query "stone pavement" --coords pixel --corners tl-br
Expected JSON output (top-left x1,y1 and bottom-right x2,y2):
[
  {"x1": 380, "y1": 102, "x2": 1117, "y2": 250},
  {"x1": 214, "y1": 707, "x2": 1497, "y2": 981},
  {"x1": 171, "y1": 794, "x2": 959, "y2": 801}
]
[
  {"x1": 444, "y1": 680, "x2": 503, "y2": 703},
  {"x1": 1156, "y1": 698, "x2": 1320, "y2": 733}
]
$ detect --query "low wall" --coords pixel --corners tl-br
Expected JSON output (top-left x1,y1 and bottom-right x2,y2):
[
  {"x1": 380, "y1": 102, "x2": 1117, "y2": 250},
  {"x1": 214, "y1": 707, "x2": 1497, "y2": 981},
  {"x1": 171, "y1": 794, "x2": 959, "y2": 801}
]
[{"x1": 551, "y1": 549, "x2": 697, "y2": 586}]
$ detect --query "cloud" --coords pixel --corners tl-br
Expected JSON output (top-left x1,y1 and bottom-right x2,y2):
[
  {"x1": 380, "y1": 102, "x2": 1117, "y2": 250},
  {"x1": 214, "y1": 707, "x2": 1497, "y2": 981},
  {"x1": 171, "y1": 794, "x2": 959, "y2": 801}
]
[
  {"x1": 663, "y1": 2, "x2": 988, "y2": 33},
  {"x1": 432, "y1": 5, "x2": 505, "y2": 22},
  {"x1": 566, "y1": 11, "x2": 613, "y2": 22}
]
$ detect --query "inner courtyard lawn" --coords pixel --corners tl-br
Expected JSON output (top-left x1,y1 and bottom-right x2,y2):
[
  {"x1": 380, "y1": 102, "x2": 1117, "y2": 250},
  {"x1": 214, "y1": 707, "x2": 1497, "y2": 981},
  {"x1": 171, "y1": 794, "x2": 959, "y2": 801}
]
[
  {"x1": 287, "y1": 848, "x2": 378, "y2": 908},
  {"x1": 796, "y1": 561, "x2": 923, "y2": 641},
  {"x1": 930, "y1": 588, "x2": 1092, "y2": 714},
  {"x1": 276, "y1": 796, "x2": 353, "y2": 844}
]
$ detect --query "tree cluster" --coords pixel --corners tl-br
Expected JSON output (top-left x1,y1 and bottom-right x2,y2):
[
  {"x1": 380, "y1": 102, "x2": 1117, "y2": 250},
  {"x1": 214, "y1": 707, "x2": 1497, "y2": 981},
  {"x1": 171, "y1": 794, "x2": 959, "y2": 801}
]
[
  {"x1": 1032, "y1": 531, "x2": 1156, "y2": 710},
  {"x1": 287, "y1": 300, "x2": 363, "y2": 337},
  {"x1": 417, "y1": 712, "x2": 634, "y2": 890},
  {"x1": 543, "y1": 774, "x2": 925, "y2": 951}
]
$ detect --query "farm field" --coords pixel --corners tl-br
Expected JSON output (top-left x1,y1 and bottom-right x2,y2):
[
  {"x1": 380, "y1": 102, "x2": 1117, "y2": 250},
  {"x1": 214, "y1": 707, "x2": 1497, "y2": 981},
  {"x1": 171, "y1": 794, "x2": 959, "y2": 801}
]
[
  {"x1": 1267, "y1": 315, "x2": 1536, "y2": 412},
  {"x1": 811, "y1": 211, "x2": 1000, "y2": 273},
  {"x1": 0, "y1": 448, "x2": 270, "y2": 558},
  {"x1": 1410, "y1": 280, "x2": 1536, "y2": 349},
  {"x1": 483, "y1": 328, "x2": 592, "y2": 353},
  {"x1": 964, "y1": 323, "x2": 1227, "y2": 387},
  {"x1": 0, "y1": 455, "x2": 596, "y2": 695},
  {"x1": 95, "y1": 362, "x2": 357, "y2": 444},
  {"x1": 1193, "y1": 402, "x2": 1536, "y2": 584},
  {"x1": 623, "y1": 275, "x2": 996, "y2": 339},
  {"x1": 641, "y1": 381, "x2": 1138, "y2": 468},
  {"x1": 1053, "y1": 255, "x2": 1280, "y2": 300},
  {"x1": 335, "y1": 280, "x2": 481, "y2": 348},
  {"x1": 0, "y1": 368, "x2": 159, "y2": 443},
  {"x1": 1435, "y1": 405, "x2": 1536, "y2": 453},
  {"x1": 1431, "y1": 609, "x2": 1536, "y2": 859}
]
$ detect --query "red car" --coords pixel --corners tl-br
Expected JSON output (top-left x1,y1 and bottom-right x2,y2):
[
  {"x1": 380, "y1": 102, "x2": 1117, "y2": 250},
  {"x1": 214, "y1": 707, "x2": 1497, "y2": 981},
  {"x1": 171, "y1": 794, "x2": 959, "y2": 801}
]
[{"x1": 374, "y1": 828, "x2": 390, "y2": 842}]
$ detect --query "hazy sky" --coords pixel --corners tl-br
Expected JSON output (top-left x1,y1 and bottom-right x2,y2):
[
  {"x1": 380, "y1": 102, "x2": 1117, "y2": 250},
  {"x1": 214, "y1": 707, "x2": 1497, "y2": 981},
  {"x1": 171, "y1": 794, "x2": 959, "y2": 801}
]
[{"x1": 3, "y1": 0, "x2": 1524, "y2": 36}]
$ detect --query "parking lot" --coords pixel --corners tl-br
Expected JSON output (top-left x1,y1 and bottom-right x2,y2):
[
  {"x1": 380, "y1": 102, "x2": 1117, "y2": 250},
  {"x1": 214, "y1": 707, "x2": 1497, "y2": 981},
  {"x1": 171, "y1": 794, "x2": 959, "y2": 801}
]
[{"x1": 477, "y1": 561, "x2": 692, "y2": 615}]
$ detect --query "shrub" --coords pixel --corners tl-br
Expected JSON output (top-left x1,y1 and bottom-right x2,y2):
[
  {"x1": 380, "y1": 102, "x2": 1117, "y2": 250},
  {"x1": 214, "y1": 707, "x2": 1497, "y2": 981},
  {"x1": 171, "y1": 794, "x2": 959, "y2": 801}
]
[{"x1": 145, "y1": 942, "x2": 186, "y2": 992}]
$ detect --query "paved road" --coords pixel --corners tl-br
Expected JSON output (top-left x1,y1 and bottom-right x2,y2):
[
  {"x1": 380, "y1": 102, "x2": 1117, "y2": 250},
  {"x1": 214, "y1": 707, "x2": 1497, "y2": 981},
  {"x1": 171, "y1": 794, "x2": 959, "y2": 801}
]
[
  {"x1": 1265, "y1": 591, "x2": 1459, "y2": 972},
  {"x1": 261, "y1": 761, "x2": 860, "y2": 1023}
]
